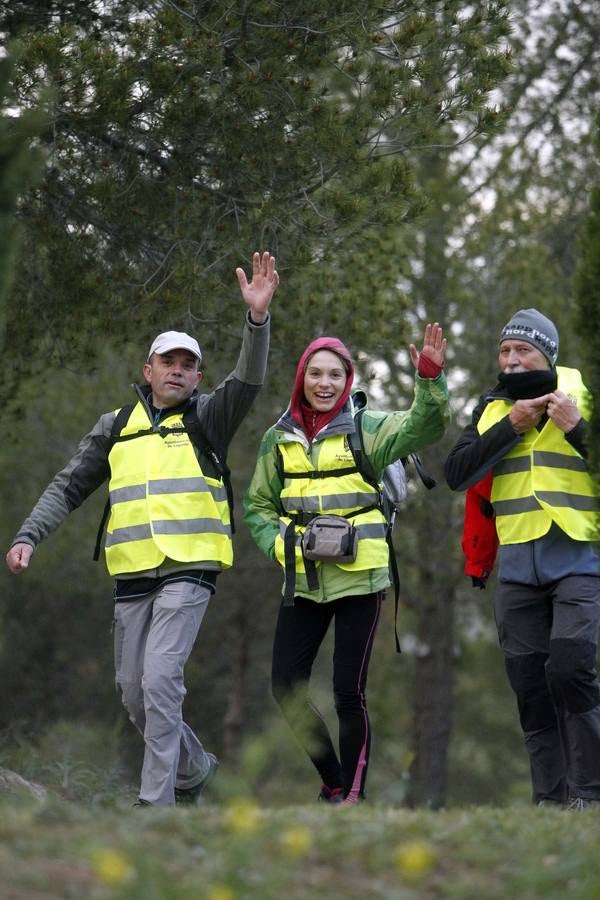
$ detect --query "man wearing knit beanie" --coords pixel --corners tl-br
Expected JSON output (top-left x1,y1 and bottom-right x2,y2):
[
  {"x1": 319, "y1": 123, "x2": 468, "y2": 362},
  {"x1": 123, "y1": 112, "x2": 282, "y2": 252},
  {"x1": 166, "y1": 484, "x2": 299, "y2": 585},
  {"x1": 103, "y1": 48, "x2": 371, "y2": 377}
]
[
  {"x1": 499, "y1": 308, "x2": 559, "y2": 367},
  {"x1": 445, "y1": 308, "x2": 600, "y2": 811}
]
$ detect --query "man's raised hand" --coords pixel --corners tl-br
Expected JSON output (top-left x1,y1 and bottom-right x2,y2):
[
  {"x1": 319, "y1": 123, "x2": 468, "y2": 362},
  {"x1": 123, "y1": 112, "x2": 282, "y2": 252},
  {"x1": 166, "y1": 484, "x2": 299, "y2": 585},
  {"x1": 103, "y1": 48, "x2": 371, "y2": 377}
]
[{"x1": 236, "y1": 252, "x2": 279, "y2": 324}]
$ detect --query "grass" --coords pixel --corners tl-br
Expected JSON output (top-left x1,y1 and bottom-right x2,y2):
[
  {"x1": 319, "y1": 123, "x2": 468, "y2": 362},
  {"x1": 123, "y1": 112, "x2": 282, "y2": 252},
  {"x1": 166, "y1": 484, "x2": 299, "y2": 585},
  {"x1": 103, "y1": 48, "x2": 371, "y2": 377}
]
[
  {"x1": 0, "y1": 722, "x2": 598, "y2": 899},
  {"x1": 0, "y1": 791, "x2": 599, "y2": 900}
]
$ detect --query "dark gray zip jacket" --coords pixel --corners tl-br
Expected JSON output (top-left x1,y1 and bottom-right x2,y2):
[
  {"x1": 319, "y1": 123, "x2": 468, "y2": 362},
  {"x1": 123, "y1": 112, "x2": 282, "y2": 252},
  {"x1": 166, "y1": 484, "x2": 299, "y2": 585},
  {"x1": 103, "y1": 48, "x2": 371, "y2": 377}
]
[{"x1": 11, "y1": 314, "x2": 270, "y2": 568}]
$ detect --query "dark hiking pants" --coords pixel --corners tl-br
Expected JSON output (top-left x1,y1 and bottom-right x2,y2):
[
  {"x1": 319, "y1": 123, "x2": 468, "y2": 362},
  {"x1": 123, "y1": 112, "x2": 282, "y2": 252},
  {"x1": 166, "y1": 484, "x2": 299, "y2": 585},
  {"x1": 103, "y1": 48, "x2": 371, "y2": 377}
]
[{"x1": 495, "y1": 575, "x2": 600, "y2": 803}]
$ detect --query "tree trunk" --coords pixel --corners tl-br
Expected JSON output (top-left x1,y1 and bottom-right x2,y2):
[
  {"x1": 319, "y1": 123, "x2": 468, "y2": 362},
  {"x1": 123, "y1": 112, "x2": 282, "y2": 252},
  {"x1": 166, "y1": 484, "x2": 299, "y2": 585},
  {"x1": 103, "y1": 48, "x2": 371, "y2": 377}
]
[
  {"x1": 222, "y1": 598, "x2": 251, "y2": 760},
  {"x1": 402, "y1": 131, "x2": 457, "y2": 805},
  {"x1": 407, "y1": 551, "x2": 455, "y2": 808}
]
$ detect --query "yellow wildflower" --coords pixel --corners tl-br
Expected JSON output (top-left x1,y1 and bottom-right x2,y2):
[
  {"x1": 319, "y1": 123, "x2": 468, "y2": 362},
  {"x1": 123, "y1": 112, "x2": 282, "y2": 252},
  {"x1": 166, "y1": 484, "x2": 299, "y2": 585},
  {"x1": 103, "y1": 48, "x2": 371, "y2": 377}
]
[
  {"x1": 393, "y1": 839, "x2": 436, "y2": 879},
  {"x1": 207, "y1": 885, "x2": 236, "y2": 900},
  {"x1": 224, "y1": 798, "x2": 262, "y2": 834},
  {"x1": 91, "y1": 848, "x2": 135, "y2": 887},
  {"x1": 280, "y1": 825, "x2": 313, "y2": 857}
]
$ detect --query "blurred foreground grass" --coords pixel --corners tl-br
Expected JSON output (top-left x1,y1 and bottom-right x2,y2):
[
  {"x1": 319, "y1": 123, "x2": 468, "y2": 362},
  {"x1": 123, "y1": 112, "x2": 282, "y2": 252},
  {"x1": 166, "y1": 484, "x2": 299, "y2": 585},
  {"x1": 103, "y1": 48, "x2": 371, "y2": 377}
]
[
  {"x1": 0, "y1": 791, "x2": 598, "y2": 900},
  {"x1": 0, "y1": 721, "x2": 596, "y2": 898}
]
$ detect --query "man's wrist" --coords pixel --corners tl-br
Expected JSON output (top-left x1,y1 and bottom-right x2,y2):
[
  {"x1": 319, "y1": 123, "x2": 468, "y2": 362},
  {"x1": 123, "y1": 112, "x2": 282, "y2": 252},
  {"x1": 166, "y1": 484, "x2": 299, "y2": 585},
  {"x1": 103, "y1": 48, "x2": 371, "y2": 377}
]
[
  {"x1": 248, "y1": 310, "x2": 268, "y2": 326},
  {"x1": 507, "y1": 412, "x2": 523, "y2": 435}
]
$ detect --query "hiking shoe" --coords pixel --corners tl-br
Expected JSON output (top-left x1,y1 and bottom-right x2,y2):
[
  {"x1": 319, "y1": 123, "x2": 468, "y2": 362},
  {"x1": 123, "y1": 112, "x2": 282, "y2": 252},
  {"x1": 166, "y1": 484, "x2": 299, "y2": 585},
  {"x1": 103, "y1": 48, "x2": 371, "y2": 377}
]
[
  {"x1": 567, "y1": 796, "x2": 600, "y2": 811},
  {"x1": 317, "y1": 784, "x2": 344, "y2": 804},
  {"x1": 175, "y1": 753, "x2": 219, "y2": 806},
  {"x1": 342, "y1": 792, "x2": 366, "y2": 806},
  {"x1": 132, "y1": 798, "x2": 152, "y2": 809}
]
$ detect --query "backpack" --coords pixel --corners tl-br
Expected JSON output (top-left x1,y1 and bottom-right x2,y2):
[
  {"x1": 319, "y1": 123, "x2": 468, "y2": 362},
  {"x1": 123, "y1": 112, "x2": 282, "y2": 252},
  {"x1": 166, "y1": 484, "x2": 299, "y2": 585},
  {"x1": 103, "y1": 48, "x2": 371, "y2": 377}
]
[
  {"x1": 348, "y1": 406, "x2": 436, "y2": 522},
  {"x1": 348, "y1": 405, "x2": 436, "y2": 652},
  {"x1": 93, "y1": 402, "x2": 234, "y2": 561}
]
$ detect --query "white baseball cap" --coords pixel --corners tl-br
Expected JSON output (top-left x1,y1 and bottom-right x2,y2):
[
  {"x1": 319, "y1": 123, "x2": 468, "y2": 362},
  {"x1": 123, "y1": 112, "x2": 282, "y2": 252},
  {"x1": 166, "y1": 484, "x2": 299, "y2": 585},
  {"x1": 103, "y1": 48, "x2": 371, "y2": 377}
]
[{"x1": 147, "y1": 330, "x2": 202, "y2": 363}]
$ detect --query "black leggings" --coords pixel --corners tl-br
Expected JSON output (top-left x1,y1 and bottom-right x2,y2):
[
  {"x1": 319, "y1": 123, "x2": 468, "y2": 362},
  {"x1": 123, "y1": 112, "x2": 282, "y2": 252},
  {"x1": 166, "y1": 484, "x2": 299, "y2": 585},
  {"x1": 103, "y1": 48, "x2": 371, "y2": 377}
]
[{"x1": 271, "y1": 591, "x2": 382, "y2": 801}]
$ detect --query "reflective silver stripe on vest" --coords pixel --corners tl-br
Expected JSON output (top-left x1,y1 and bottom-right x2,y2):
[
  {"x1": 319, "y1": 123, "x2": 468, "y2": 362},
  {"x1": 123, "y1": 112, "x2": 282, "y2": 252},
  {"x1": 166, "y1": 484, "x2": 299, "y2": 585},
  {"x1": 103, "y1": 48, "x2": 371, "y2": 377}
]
[
  {"x1": 149, "y1": 477, "x2": 227, "y2": 501},
  {"x1": 105, "y1": 524, "x2": 153, "y2": 547},
  {"x1": 495, "y1": 453, "x2": 589, "y2": 478},
  {"x1": 152, "y1": 518, "x2": 232, "y2": 536},
  {"x1": 279, "y1": 521, "x2": 387, "y2": 541},
  {"x1": 110, "y1": 479, "x2": 227, "y2": 506},
  {"x1": 282, "y1": 491, "x2": 377, "y2": 513},
  {"x1": 533, "y1": 451, "x2": 589, "y2": 472},
  {"x1": 535, "y1": 491, "x2": 597, "y2": 511},
  {"x1": 493, "y1": 457, "x2": 530, "y2": 476},
  {"x1": 110, "y1": 484, "x2": 147, "y2": 504},
  {"x1": 492, "y1": 496, "x2": 542, "y2": 516},
  {"x1": 106, "y1": 518, "x2": 231, "y2": 547},
  {"x1": 357, "y1": 522, "x2": 388, "y2": 539}
]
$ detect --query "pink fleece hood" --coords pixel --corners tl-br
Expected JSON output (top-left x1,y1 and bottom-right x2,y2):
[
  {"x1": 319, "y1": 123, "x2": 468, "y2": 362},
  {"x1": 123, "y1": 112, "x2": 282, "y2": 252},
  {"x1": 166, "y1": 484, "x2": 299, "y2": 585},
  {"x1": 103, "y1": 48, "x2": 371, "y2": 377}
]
[{"x1": 289, "y1": 336, "x2": 355, "y2": 438}]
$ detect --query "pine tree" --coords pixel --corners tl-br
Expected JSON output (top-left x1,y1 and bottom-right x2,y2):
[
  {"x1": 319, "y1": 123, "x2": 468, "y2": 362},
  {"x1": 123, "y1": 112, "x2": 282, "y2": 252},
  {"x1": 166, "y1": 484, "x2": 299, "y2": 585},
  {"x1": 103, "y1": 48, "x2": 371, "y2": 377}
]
[
  {"x1": 574, "y1": 120, "x2": 600, "y2": 508},
  {"x1": 0, "y1": 47, "x2": 42, "y2": 348},
  {"x1": 2, "y1": 1, "x2": 511, "y2": 373}
]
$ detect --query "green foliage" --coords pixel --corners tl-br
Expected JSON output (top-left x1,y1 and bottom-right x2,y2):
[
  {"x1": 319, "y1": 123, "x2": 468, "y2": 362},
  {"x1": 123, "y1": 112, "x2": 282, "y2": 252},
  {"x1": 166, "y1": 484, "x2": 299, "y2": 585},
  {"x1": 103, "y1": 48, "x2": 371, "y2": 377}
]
[
  {"x1": 0, "y1": 346, "x2": 139, "y2": 732},
  {"x1": 2, "y1": 0, "x2": 512, "y2": 374},
  {"x1": 574, "y1": 134, "x2": 600, "y2": 508},
  {"x1": 0, "y1": 721, "x2": 127, "y2": 804},
  {"x1": 449, "y1": 633, "x2": 530, "y2": 806},
  {"x1": 0, "y1": 44, "x2": 44, "y2": 347}
]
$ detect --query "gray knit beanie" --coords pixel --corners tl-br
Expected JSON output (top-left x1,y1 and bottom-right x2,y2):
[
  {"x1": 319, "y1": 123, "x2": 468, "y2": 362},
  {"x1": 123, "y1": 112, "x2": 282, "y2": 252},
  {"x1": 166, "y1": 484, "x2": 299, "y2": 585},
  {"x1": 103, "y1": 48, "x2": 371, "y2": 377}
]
[{"x1": 499, "y1": 308, "x2": 559, "y2": 366}]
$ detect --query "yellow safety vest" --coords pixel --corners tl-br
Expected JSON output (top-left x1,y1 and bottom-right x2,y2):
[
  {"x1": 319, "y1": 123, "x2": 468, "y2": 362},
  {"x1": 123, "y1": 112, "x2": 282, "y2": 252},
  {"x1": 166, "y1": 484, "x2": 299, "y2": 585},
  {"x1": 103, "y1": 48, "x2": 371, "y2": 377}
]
[
  {"x1": 274, "y1": 434, "x2": 389, "y2": 575},
  {"x1": 477, "y1": 366, "x2": 596, "y2": 544},
  {"x1": 105, "y1": 403, "x2": 233, "y2": 575}
]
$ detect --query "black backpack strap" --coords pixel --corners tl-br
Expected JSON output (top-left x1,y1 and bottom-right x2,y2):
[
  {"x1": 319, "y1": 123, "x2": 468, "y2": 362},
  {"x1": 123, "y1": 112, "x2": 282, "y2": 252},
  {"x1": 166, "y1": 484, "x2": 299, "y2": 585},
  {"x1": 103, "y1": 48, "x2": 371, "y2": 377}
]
[
  {"x1": 181, "y1": 411, "x2": 235, "y2": 535},
  {"x1": 408, "y1": 453, "x2": 436, "y2": 490},
  {"x1": 282, "y1": 513, "x2": 321, "y2": 606},
  {"x1": 93, "y1": 404, "x2": 135, "y2": 561},
  {"x1": 282, "y1": 520, "x2": 297, "y2": 606},
  {"x1": 274, "y1": 446, "x2": 299, "y2": 606},
  {"x1": 347, "y1": 408, "x2": 380, "y2": 490},
  {"x1": 93, "y1": 499, "x2": 111, "y2": 561},
  {"x1": 386, "y1": 526, "x2": 401, "y2": 653}
]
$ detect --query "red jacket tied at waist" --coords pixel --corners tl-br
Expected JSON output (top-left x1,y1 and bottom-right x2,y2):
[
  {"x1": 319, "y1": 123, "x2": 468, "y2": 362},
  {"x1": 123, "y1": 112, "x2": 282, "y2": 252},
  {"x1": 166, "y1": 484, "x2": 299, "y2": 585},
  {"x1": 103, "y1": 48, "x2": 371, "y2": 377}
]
[{"x1": 462, "y1": 470, "x2": 498, "y2": 585}]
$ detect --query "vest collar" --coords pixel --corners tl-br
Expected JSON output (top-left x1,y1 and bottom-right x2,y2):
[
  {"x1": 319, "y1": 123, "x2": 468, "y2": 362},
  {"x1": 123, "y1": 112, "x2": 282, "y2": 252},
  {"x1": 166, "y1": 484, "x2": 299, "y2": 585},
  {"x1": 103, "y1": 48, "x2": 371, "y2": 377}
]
[
  {"x1": 275, "y1": 397, "x2": 357, "y2": 444},
  {"x1": 132, "y1": 382, "x2": 198, "y2": 424}
]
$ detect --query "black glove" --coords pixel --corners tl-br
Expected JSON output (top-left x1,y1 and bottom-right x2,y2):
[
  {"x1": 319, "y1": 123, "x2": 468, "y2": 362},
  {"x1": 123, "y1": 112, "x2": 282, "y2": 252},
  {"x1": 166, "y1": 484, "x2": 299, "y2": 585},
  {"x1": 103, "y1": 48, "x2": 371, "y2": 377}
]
[{"x1": 471, "y1": 576, "x2": 487, "y2": 590}]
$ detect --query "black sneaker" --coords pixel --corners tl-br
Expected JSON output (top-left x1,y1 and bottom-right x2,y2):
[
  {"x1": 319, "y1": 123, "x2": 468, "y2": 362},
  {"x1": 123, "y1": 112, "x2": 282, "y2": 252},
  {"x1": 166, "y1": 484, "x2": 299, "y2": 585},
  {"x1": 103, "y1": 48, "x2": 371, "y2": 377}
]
[
  {"x1": 132, "y1": 798, "x2": 152, "y2": 809},
  {"x1": 175, "y1": 753, "x2": 219, "y2": 806}
]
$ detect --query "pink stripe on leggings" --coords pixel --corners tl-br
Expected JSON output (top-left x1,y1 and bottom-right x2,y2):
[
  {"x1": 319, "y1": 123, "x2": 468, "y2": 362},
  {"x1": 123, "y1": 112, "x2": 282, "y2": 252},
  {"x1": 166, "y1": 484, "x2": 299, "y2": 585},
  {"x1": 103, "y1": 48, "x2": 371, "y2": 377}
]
[{"x1": 343, "y1": 592, "x2": 382, "y2": 804}]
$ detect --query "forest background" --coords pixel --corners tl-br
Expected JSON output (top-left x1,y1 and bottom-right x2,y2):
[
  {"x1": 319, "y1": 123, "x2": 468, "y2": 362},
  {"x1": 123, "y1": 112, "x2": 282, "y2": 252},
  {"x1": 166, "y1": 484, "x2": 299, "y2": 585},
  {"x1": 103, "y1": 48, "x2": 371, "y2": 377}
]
[{"x1": 0, "y1": 0, "x2": 599, "y2": 811}]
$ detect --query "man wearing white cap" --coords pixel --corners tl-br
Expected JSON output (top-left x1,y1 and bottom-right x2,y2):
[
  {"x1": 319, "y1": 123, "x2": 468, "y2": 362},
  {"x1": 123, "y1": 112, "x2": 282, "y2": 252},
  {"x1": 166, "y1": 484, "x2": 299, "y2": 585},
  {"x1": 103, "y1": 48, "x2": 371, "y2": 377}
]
[
  {"x1": 445, "y1": 308, "x2": 600, "y2": 810},
  {"x1": 6, "y1": 251, "x2": 279, "y2": 807}
]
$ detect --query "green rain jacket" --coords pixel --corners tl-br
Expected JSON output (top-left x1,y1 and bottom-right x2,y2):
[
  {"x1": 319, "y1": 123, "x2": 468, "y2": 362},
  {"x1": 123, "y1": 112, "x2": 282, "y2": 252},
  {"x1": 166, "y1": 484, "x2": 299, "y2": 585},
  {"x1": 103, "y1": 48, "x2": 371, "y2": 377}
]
[{"x1": 243, "y1": 374, "x2": 450, "y2": 603}]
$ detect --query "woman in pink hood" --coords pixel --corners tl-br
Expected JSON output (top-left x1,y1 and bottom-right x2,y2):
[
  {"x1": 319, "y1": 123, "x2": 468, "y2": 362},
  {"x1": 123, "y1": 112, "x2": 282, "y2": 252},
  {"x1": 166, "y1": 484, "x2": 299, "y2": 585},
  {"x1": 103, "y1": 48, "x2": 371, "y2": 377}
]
[{"x1": 244, "y1": 326, "x2": 449, "y2": 804}]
